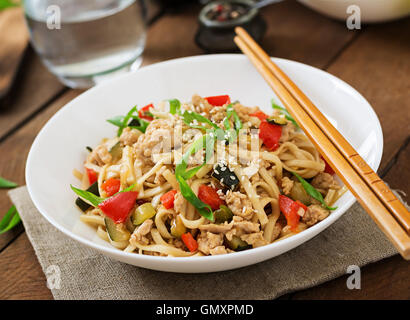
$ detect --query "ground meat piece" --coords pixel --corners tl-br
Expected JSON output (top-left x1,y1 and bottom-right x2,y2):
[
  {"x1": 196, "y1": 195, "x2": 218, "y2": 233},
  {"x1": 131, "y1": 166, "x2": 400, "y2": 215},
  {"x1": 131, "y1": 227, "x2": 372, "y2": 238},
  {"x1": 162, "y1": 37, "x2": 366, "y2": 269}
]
[
  {"x1": 134, "y1": 118, "x2": 174, "y2": 160},
  {"x1": 96, "y1": 145, "x2": 112, "y2": 164},
  {"x1": 279, "y1": 122, "x2": 296, "y2": 143},
  {"x1": 209, "y1": 246, "x2": 228, "y2": 255},
  {"x1": 197, "y1": 231, "x2": 224, "y2": 255},
  {"x1": 209, "y1": 105, "x2": 227, "y2": 124},
  {"x1": 88, "y1": 145, "x2": 112, "y2": 165},
  {"x1": 302, "y1": 205, "x2": 329, "y2": 226},
  {"x1": 281, "y1": 177, "x2": 294, "y2": 195},
  {"x1": 199, "y1": 221, "x2": 233, "y2": 233},
  {"x1": 234, "y1": 219, "x2": 260, "y2": 233},
  {"x1": 130, "y1": 219, "x2": 153, "y2": 246},
  {"x1": 225, "y1": 191, "x2": 253, "y2": 220},
  {"x1": 271, "y1": 223, "x2": 282, "y2": 241},
  {"x1": 120, "y1": 127, "x2": 141, "y2": 146},
  {"x1": 233, "y1": 104, "x2": 259, "y2": 122},
  {"x1": 225, "y1": 216, "x2": 261, "y2": 241},
  {"x1": 173, "y1": 239, "x2": 185, "y2": 250},
  {"x1": 191, "y1": 94, "x2": 213, "y2": 114},
  {"x1": 153, "y1": 166, "x2": 166, "y2": 184},
  {"x1": 311, "y1": 172, "x2": 340, "y2": 191},
  {"x1": 173, "y1": 192, "x2": 187, "y2": 215},
  {"x1": 240, "y1": 232, "x2": 267, "y2": 248}
]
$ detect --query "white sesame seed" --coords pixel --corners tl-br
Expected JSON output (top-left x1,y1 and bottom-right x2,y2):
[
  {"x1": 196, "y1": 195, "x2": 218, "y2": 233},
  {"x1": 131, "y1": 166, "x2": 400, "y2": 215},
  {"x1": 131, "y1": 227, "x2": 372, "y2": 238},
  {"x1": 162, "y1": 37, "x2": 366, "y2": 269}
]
[
  {"x1": 221, "y1": 166, "x2": 226, "y2": 171},
  {"x1": 230, "y1": 175, "x2": 236, "y2": 180},
  {"x1": 214, "y1": 170, "x2": 219, "y2": 175},
  {"x1": 220, "y1": 178, "x2": 224, "y2": 184}
]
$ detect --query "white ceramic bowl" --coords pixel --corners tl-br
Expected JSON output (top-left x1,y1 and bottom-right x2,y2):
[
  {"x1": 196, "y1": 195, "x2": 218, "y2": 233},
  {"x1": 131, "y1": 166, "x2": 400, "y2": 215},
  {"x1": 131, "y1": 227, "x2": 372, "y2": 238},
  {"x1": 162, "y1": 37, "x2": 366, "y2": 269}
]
[
  {"x1": 26, "y1": 54, "x2": 383, "y2": 273},
  {"x1": 298, "y1": 0, "x2": 410, "y2": 23}
]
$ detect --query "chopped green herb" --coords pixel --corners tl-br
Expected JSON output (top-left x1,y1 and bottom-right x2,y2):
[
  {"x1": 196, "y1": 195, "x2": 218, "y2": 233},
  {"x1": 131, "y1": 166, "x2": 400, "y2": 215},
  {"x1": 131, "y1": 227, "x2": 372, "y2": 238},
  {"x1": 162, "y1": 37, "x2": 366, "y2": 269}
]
[
  {"x1": 0, "y1": 177, "x2": 18, "y2": 188},
  {"x1": 0, "y1": 205, "x2": 20, "y2": 234},
  {"x1": 176, "y1": 175, "x2": 214, "y2": 221},
  {"x1": 271, "y1": 100, "x2": 299, "y2": 128},
  {"x1": 292, "y1": 172, "x2": 337, "y2": 210},
  {"x1": 107, "y1": 106, "x2": 149, "y2": 136},
  {"x1": 0, "y1": 176, "x2": 20, "y2": 234},
  {"x1": 224, "y1": 103, "x2": 242, "y2": 132},
  {"x1": 86, "y1": 146, "x2": 93, "y2": 152},
  {"x1": 0, "y1": 0, "x2": 20, "y2": 10},
  {"x1": 182, "y1": 110, "x2": 219, "y2": 130},
  {"x1": 175, "y1": 133, "x2": 217, "y2": 221},
  {"x1": 71, "y1": 185, "x2": 104, "y2": 207},
  {"x1": 169, "y1": 99, "x2": 181, "y2": 115},
  {"x1": 128, "y1": 116, "x2": 149, "y2": 133}
]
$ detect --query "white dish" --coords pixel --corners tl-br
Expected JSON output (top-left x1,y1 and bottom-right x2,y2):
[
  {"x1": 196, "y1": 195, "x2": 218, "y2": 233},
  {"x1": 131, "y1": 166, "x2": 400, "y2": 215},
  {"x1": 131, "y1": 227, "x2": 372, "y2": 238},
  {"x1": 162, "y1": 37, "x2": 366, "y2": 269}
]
[
  {"x1": 298, "y1": 0, "x2": 410, "y2": 23},
  {"x1": 26, "y1": 54, "x2": 383, "y2": 273}
]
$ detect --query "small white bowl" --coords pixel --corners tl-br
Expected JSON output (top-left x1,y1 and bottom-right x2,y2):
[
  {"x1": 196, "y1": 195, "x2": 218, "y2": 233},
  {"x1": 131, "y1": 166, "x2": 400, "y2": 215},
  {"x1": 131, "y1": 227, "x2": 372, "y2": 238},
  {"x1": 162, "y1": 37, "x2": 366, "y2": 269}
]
[
  {"x1": 298, "y1": 0, "x2": 410, "y2": 23},
  {"x1": 26, "y1": 54, "x2": 383, "y2": 273}
]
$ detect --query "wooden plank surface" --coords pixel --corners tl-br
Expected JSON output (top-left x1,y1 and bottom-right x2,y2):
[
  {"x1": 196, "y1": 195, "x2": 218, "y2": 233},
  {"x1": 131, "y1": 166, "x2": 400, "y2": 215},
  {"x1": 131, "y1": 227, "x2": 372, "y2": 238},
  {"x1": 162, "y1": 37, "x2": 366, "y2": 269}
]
[
  {"x1": 0, "y1": 8, "x2": 28, "y2": 98},
  {"x1": 0, "y1": 91, "x2": 80, "y2": 250},
  {"x1": 288, "y1": 18, "x2": 410, "y2": 299},
  {"x1": 0, "y1": 2, "x2": 408, "y2": 300},
  {"x1": 143, "y1": 1, "x2": 356, "y2": 69},
  {"x1": 291, "y1": 142, "x2": 410, "y2": 299},
  {"x1": 260, "y1": 1, "x2": 357, "y2": 69},
  {"x1": 0, "y1": 7, "x2": 65, "y2": 140},
  {"x1": 0, "y1": 233, "x2": 53, "y2": 300},
  {"x1": 0, "y1": 47, "x2": 65, "y2": 141},
  {"x1": 326, "y1": 18, "x2": 410, "y2": 171}
]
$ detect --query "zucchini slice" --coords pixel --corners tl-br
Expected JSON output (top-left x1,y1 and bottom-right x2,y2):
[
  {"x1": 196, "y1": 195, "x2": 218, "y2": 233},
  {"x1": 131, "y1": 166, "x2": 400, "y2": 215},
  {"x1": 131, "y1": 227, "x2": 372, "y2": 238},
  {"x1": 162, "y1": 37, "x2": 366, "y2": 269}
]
[
  {"x1": 225, "y1": 235, "x2": 251, "y2": 251},
  {"x1": 213, "y1": 205, "x2": 233, "y2": 224},
  {"x1": 267, "y1": 114, "x2": 287, "y2": 126},
  {"x1": 132, "y1": 203, "x2": 156, "y2": 225},
  {"x1": 109, "y1": 141, "x2": 122, "y2": 162},
  {"x1": 211, "y1": 164, "x2": 239, "y2": 190},
  {"x1": 75, "y1": 182, "x2": 99, "y2": 212},
  {"x1": 170, "y1": 215, "x2": 186, "y2": 238},
  {"x1": 104, "y1": 217, "x2": 130, "y2": 242}
]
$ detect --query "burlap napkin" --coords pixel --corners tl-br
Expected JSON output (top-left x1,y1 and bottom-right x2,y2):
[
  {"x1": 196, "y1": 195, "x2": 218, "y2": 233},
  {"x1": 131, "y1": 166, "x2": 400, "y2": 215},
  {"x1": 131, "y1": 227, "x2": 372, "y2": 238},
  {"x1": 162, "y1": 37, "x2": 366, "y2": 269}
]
[{"x1": 9, "y1": 186, "x2": 398, "y2": 300}]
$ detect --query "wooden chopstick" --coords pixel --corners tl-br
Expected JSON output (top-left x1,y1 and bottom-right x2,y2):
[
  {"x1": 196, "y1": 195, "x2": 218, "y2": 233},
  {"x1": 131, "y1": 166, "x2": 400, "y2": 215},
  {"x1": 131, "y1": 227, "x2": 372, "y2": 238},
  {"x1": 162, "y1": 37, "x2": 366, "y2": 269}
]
[
  {"x1": 235, "y1": 27, "x2": 410, "y2": 235},
  {"x1": 234, "y1": 27, "x2": 410, "y2": 259}
]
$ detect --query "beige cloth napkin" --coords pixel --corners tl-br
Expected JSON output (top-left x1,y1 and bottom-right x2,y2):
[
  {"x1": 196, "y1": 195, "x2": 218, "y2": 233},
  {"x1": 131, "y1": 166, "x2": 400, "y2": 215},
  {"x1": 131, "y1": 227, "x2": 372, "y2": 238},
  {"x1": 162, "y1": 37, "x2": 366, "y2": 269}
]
[{"x1": 9, "y1": 186, "x2": 398, "y2": 300}]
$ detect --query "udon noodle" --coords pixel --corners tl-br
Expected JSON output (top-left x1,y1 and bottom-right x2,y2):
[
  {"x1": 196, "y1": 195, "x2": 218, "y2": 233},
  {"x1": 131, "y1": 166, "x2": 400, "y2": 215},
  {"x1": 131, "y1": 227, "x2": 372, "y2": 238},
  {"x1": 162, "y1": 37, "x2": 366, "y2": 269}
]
[{"x1": 72, "y1": 94, "x2": 345, "y2": 257}]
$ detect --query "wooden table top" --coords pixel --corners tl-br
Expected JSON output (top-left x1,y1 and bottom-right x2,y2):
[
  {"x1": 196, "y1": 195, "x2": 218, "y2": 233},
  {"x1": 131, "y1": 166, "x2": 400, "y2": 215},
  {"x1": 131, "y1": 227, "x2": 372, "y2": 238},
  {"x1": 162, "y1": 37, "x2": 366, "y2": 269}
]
[{"x1": 0, "y1": 2, "x2": 409, "y2": 300}]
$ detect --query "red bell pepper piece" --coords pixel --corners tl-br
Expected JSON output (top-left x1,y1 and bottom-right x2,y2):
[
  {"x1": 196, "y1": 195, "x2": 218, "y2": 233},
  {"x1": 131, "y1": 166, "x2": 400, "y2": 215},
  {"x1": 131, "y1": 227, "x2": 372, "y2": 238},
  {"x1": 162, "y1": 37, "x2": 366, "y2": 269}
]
[
  {"x1": 101, "y1": 178, "x2": 121, "y2": 197},
  {"x1": 279, "y1": 195, "x2": 307, "y2": 231},
  {"x1": 198, "y1": 185, "x2": 224, "y2": 210},
  {"x1": 160, "y1": 190, "x2": 178, "y2": 209},
  {"x1": 181, "y1": 232, "x2": 198, "y2": 252},
  {"x1": 85, "y1": 167, "x2": 98, "y2": 185},
  {"x1": 259, "y1": 120, "x2": 282, "y2": 151},
  {"x1": 320, "y1": 155, "x2": 335, "y2": 175},
  {"x1": 204, "y1": 95, "x2": 231, "y2": 106},
  {"x1": 249, "y1": 110, "x2": 268, "y2": 121},
  {"x1": 98, "y1": 191, "x2": 138, "y2": 224},
  {"x1": 138, "y1": 103, "x2": 154, "y2": 121}
]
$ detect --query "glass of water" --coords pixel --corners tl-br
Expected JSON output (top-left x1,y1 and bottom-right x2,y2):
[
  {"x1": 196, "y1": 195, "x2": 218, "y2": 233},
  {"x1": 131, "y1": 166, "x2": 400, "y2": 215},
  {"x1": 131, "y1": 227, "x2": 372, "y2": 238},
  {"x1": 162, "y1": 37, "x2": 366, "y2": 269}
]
[{"x1": 24, "y1": 0, "x2": 147, "y2": 88}]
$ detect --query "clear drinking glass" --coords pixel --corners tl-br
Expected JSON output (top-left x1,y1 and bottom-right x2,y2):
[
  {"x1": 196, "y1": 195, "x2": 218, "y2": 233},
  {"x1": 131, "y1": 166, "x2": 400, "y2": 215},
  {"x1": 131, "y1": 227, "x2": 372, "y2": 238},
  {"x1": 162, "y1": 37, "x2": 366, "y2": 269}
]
[{"x1": 24, "y1": 0, "x2": 147, "y2": 88}]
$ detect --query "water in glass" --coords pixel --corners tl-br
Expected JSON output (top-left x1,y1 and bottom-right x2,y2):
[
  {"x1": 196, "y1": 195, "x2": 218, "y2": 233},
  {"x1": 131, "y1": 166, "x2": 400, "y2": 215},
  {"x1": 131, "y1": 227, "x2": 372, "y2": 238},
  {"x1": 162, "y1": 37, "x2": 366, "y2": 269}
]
[{"x1": 25, "y1": 0, "x2": 146, "y2": 88}]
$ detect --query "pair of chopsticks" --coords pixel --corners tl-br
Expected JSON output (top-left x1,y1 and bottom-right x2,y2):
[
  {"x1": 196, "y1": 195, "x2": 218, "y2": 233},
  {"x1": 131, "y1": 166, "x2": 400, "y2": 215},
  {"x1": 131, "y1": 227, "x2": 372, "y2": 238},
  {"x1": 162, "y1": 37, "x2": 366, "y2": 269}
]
[{"x1": 234, "y1": 27, "x2": 410, "y2": 260}]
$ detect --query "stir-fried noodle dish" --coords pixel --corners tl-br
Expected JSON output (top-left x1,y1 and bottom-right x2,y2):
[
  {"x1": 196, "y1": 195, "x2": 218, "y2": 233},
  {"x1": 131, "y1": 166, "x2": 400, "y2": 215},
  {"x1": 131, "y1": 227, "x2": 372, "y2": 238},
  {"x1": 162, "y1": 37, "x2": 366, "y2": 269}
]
[{"x1": 72, "y1": 94, "x2": 345, "y2": 257}]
